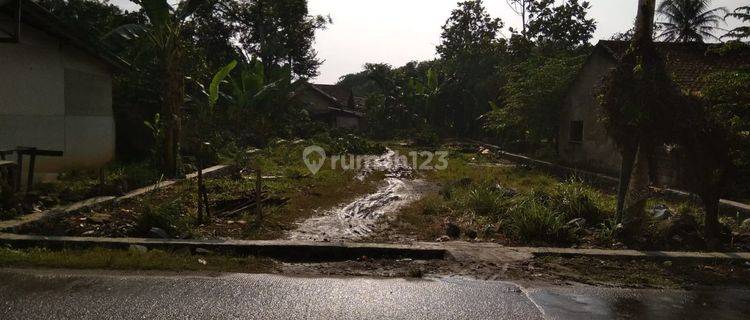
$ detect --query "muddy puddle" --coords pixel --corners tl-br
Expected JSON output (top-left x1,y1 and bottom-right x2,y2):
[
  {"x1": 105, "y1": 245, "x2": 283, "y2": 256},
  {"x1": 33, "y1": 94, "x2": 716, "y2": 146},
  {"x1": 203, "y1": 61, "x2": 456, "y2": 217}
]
[{"x1": 286, "y1": 149, "x2": 428, "y2": 242}]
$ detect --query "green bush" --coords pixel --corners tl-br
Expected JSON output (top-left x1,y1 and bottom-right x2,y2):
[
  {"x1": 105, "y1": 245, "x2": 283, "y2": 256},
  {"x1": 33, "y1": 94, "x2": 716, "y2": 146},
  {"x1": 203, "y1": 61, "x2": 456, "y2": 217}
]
[
  {"x1": 413, "y1": 127, "x2": 440, "y2": 148},
  {"x1": 439, "y1": 178, "x2": 473, "y2": 200},
  {"x1": 463, "y1": 184, "x2": 511, "y2": 217},
  {"x1": 546, "y1": 179, "x2": 608, "y2": 224},
  {"x1": 107, "y1": 162, "x2": 161, "y2": 191},
  {"x1": 135, "y1": 200, "x2": 184, "y2": 236},
  {"x1": 309, "y1": 132, "x2": 385, "y2": 155},
  {"x1": 505, "y1": 197, "x2": 572, "y2": 244},
  {"x1": 422, "y1": 194, "x2": 448, "y2": 215}
]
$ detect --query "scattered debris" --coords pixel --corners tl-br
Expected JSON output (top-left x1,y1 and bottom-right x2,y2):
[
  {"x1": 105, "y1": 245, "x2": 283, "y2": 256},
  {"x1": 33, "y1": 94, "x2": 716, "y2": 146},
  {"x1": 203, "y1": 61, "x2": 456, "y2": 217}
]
[
  {"x1": 566, "y1": 218, "x2": 586, "y2": 229},
  {"x1": 194, "y1": 248, "x2": 214, "y2": 255},
  {"x1": 128, "y1": 245, "x2": 147, "y2": 253},
  {"x1": 436, "y1": 236, "x2": 451, "y2": 242},
  {"x1": 651, "y1": 204, "x2": 673, "y2": 220},
  {"x1": 148, "y1": 227, "x2": 169, "y2": 239}
]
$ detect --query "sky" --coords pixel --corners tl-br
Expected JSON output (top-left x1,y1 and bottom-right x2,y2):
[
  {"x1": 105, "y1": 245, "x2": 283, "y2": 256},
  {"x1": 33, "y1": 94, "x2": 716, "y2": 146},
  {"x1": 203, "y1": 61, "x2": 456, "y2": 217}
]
[{"x1": 112, "y1": 0, "x2": 746, "y2": 84}]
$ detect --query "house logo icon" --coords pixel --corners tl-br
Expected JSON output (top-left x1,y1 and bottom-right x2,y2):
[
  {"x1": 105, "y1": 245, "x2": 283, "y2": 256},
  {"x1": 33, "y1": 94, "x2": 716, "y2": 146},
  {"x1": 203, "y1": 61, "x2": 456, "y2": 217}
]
[{"x1": 303, "y1": 145, "x2": 326, "y2": 175}]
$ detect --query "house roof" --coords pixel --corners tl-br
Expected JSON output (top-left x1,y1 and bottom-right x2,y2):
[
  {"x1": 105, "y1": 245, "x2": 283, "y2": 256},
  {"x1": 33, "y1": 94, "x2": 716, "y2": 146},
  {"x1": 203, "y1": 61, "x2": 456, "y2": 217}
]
[
  {"x1": 1, "y1": 0, "x2": 126, "y2": 70},
  {"x1": 595, "y1": 40, "x2": 750, "y2": 93},
  {"x1": 311, "y1": 84, "x2": 354, "y2": 105},
  {"x1": 293, "y1": 82, "x2": 365, "y2": 118}
]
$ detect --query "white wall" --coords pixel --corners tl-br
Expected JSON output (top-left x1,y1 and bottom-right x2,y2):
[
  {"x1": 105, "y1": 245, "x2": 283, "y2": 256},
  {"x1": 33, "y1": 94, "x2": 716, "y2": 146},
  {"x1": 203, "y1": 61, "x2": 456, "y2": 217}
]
[{"x1": 0, "y1": 16, "x2": 114, "y2": 176}]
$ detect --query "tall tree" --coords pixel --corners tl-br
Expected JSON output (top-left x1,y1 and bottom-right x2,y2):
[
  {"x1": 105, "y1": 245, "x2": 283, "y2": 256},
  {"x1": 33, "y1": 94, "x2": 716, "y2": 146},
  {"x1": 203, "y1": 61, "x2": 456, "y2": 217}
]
[
  {"x1": 525, "y1": 0, "x2": 597, "y2": 50},
  {"x1": 724, "y1": 6, "x2": 750, "y2": 41},
  {"x1": 656, "y1": 0, "x2": 727, "y2": 43},
  {"x1": 482, "y1": 53, "x2": 584, "y2": 151},
  {"x1": 237, "y1": 0, "x2": 329, "y2": 79},
  {"x1": 107, "y1": 0, "x2": 212, "y2": 177},
  {"x1": 437, "y1": 0, "x2": 506, "y2": 136},
  {"x1": 506, "y1": 0, "x2": 530, "y2": 35},
  {"x1": 598, "y1": 0, "x2": 685, "y2": 239}
]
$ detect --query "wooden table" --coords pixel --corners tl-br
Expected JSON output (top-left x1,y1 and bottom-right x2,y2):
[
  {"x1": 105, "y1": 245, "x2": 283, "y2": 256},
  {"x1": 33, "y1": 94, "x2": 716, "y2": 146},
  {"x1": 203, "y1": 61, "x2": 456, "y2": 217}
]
[
  {"x1": 0, "y1": 147, "x2": 63, "y2": 192},
  {"x1": 0, "y1": 160, "x2": 17, "y2": 192}
]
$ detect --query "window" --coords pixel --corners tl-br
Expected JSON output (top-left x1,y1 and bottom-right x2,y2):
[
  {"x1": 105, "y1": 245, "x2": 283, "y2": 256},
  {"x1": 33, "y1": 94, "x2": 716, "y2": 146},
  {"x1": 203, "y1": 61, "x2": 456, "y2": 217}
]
[{"x1": 569, "y1": 120, "x2": 583, "y2": 143}]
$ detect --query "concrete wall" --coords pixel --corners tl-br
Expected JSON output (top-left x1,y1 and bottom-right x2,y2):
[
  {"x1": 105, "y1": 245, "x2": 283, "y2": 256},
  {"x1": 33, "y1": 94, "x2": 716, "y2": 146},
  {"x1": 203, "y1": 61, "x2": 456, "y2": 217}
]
[
  {"x1": 557, "y1": 50, "x2": 683, "y2": 187},
  {"x1": 0, "y1": 16, "x2": 114, "y2": 177},
  {"x1": 558, "y1": 51, "x2": 621, "y2": 175}
]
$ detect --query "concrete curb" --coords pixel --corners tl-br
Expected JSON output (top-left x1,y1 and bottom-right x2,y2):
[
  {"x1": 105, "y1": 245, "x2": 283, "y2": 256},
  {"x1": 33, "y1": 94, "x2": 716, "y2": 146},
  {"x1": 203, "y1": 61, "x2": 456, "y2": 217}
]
[
  {"x1": 519, "y1": 246, "x2": 750, "y2": 262},
  {"x1": 0, "y1": 165, "x2": 231, "y2": 232},
  {"x1": 1, "y1": 232, "x2": 747, "y2": 263},
  {"x1": 0, "y1": 233, "x2": 449, "y2": 262},
  {"x1": 424, "y1": 241, "x2": 750, "y2": 262}
]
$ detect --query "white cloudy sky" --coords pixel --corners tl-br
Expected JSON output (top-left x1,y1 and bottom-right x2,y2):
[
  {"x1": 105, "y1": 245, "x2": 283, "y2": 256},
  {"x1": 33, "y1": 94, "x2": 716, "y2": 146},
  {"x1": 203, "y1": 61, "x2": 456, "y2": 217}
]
[{"x1": 111, "y1": 0, "x2": 746, "y2": 84}]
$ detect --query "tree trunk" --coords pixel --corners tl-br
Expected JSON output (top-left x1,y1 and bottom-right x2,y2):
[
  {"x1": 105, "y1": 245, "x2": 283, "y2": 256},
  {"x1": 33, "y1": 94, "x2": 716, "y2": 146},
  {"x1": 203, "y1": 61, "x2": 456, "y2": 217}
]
[
  {"x1": 622, "y1": 142, "x2": 651, "y2": 237},
  {"x1": 634, "y1": 0, "x2": 656, "y2": 41},
  {"x1": 163, "y1": 57, "x2": 184, "y2": 178},
  {"x1": 616, "y1": 144, "x2": 637, "y2": 220}
]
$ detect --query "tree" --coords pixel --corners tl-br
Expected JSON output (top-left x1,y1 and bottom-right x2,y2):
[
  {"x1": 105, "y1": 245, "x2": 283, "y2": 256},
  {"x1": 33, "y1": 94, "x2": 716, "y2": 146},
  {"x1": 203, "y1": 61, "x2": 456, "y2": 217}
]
[
  {"x1": 656, "y1": 0, "x2": 727, "y2": 43},
  {"x1": 36, "y1": 0, "x2": 139, "y2": 46},
  {"x1": 107, "y1": 0, "x2": 213, "y2": 177},
  {"x1": 236, "y1": 0, "x2": 330, "y2": 80},
  {"x1": 598, "y1": 0, "x2": 685, "y2": 239},
  {"x1": 526, "y1": 0, "x2": 597, "y2": 50},
  {"x1": 700, "y1": 66, "x2": 750, "y2": 200},
  {"x1": 724, "y1": 6, "x2": 750, "y2": 41},
  {"x1": 482, "y1": 53, "x2": 585, "y2": 151},
  {"x1": 505, "y1": 0, "x2": 530, "y2": 35},
  {"x1": 437, "y1": 0, "x2": 506, "y2": 137},
  {"x1": 673, "y1": 97, "x2": 736, "y2": 247}
]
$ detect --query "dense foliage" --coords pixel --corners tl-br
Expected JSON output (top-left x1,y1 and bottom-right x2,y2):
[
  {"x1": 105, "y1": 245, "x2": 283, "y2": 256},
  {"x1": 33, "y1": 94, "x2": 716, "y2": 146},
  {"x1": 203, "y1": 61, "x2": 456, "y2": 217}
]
[
  {"x1": 339, "y1": 0, "x2": 593, "y2": 152},
  {"x1": 37, "y1": 0, "x2": 328, "y2": 169},
  {"x1": 525, "y1": 0, "x2": 596, "y2": 51},
  {"x1": 700, "y1": 67, "x2": 750, "y2": 200},
  {"x1": 724, "y1": 6, "x2": 750, "y2": 41}
]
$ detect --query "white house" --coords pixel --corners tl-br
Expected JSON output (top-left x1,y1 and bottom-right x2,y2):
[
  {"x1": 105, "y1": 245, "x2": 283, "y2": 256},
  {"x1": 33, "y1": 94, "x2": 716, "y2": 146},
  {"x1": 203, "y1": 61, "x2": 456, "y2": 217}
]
[{"x1": 0, "y1": 0, "x2": 121, "y2": 179}]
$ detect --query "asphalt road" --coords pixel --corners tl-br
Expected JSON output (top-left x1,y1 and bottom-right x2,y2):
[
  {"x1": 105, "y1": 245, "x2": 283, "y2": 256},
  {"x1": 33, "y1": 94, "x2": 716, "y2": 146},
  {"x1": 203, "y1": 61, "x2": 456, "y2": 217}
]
[{"x1": 0, "y1": 269, "x2": 749, "y2": 320}]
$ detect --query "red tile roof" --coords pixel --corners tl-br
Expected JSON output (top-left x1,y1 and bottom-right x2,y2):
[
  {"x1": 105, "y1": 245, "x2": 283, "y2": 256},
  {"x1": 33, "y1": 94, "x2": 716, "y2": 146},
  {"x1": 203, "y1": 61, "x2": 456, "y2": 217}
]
[{"x1": 597, "y1": 40, "x2": 750, "y2": 93}]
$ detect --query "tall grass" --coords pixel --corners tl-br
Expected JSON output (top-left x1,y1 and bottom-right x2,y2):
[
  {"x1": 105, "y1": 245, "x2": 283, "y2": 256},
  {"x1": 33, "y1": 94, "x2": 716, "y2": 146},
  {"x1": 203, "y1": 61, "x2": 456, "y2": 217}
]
[
  {"x1": 504, "y1": 196, "x2": 573, "y2": 244},
  {"x1": 431, "y1": 175, "x2": 613, "y2": 244},
  {"x1": 546, "y1": 178, "x2": 612, "y2": 224}
]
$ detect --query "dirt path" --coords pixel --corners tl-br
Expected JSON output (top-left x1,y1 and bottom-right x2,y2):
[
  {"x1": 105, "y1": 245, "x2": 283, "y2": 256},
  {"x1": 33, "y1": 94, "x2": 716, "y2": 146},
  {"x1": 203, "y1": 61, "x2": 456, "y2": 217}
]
[{"x1": 286, "y1": 149, "x2": 429, "y2": 242}]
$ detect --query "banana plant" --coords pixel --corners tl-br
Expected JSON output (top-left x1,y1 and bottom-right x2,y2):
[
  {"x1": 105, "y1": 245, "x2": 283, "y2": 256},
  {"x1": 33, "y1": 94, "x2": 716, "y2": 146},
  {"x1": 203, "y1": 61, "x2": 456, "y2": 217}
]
[
  {"x1": 205, "y1": 58, "x2": 293, "y2": 144},
  {"x1": 105, "y1": 0, "x2": 212, "y2": 177}
]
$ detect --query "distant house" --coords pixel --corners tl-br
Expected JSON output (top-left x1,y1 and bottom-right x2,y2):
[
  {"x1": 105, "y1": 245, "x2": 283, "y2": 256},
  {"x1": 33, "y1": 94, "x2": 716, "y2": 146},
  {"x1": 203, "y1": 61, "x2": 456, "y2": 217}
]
[
  {"x1": 0, "y1": 0, "x2": 122, "y2": 179},
  {"x1": 293, "y1": 82, "x2": 365, "y2": 130},
  {"x1": 558, "y1": 40, "x2": 750, "y2": 186}
]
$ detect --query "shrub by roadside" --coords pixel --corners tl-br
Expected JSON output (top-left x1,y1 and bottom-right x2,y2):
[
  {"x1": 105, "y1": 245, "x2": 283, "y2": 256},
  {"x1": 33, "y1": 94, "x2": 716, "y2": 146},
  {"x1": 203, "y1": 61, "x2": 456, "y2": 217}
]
[{"x1": 385, "y1": 147, "x2": 748, "y2": 251}]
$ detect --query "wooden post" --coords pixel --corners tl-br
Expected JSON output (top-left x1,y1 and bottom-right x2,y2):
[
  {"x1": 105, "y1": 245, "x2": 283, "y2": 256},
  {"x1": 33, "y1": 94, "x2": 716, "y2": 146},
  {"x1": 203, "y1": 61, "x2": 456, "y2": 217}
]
[
  {"x1": 196, "y1": 158, "x2": 210, "y2": 222},
  {"x1": 255, "y1": 166, "x2": 262, "y2": 220},
  {"x1": 98, "y1": 167, "x2": 105, "y2": 195},
  {"x1": 26, "y1": 148, "x2": 36, "y2": 193},
  {"x1": 196, "y1": 161, "x2": 204, "y2": 223},
  {"x1": 15, "y1": 150, "x2": 22, "y2": 189}
]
